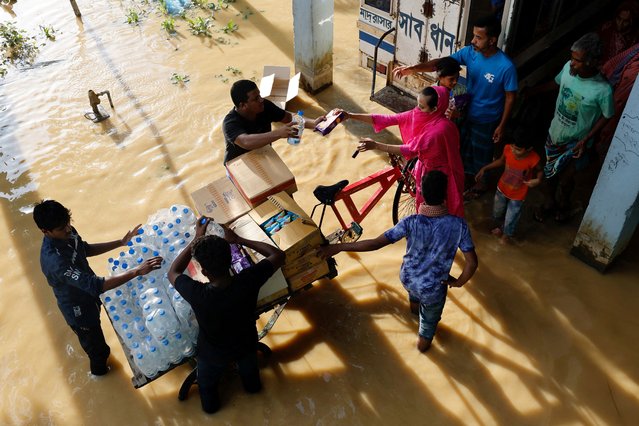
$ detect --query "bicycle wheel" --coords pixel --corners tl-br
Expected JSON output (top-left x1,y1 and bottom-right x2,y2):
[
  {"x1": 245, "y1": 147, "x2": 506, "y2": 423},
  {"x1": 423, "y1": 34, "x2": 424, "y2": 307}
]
[{"x1": 392, "y1": 159, "x2": 417, "y2": 225}]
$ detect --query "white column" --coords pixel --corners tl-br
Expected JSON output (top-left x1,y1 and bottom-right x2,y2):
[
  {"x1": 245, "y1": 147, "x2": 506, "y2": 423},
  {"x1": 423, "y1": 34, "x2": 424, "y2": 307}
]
[
  {"x1": 292, "y1": 0, "x2": 333, "y2": 93},
  {"x1": 571, "y1": 78, "x2": 639, "y2": 271}
]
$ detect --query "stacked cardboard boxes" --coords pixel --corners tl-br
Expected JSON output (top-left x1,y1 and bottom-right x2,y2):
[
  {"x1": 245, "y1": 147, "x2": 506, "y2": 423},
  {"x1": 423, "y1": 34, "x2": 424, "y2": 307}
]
[
  {"x1": 191, "y1": 148, "x2": 333, "y2": 304},
  {"x1": 248, "y1": 192, "x2": 330, "y2": 292},
  {"x1": 225, "y1": 145, "x2": 297, "y2": 207}
]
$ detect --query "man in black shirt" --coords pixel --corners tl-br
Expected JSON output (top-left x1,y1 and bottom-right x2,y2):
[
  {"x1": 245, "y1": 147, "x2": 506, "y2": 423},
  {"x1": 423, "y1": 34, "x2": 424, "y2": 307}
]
[
  {"x1": 222, "y1": 79, "x2": 326, "y2": 164},
  {"x1": 168, "y1": 217, "x2": 285, "y2": 414}
]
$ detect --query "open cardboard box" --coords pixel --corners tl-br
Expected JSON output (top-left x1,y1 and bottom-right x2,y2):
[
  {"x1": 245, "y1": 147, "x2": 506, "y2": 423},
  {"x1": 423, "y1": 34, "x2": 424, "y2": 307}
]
[
  {"x1": 249, "y1": 192, "x2": 324, "y2": 262},
  {"x1": 190, "y1": 176, "x2": 251, "y2": 225},
  {"x1": 226, "y1": 145, "x2": 297, "y2": 208},
  {"x1": 229, "y1": 215, "x2": 290, "y2": 307},
  {"x1": 249, "y1": 192, "x2": 329, "y2": 291},
  {"x1": 259, "y1": 66, "x2": 301, "y2": 110}
]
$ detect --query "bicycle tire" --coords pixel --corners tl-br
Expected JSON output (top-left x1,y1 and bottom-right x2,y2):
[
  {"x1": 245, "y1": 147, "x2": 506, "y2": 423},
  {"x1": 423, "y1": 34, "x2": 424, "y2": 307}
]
[{"x1": 392, "y1": 159, "x2": 417, "y2": 225}]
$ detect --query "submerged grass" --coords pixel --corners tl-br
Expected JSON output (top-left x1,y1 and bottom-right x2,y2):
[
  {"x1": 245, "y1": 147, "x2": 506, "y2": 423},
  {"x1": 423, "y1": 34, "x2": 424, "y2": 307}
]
[
  {"x1": 161, "y1": 17, "x2": 176, "y2": 34},
  {"x1": 186, "y1": 16, "x2": 212, "y2": 36},
  {"x1": 170, "y1": 72, "x2": 190, "y2": 84},
  {"x1": 0, "y1": 21, "x2": 39, "y2": 77},
  {"x1": 39, "y1": 25, "x2": 56, "y2": 41}
]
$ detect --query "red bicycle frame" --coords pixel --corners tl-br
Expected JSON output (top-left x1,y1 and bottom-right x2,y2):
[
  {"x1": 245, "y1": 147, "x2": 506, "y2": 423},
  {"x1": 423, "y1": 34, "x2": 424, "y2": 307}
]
[{"x1": 329, "y1": 166, "x2": 402, "y2": 230}]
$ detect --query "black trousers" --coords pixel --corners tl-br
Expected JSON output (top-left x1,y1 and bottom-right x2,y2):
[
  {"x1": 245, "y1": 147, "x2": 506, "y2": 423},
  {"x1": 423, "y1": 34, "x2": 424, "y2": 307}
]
[
  {"x1": 197, "y1": 351, "x2": 261, "y2": 414},
  {"x1": 71, "y1": 325, "x2": 111, "y2": 375}
]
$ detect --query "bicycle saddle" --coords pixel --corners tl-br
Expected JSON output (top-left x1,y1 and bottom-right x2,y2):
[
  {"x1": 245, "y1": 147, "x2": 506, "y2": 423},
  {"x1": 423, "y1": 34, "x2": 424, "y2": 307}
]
[{"x1": 313, "y1": 180, "x2": 349, "y2": 205}]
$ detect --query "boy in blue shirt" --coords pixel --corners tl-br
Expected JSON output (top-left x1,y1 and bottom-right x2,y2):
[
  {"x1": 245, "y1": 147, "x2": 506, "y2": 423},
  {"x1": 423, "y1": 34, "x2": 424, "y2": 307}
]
[
  {"x1": 34, "y1": 200, "x2": 162, "y2": 375},
  {"x1": 317, "y1": 171, "x2": 478, "y2": 352}
]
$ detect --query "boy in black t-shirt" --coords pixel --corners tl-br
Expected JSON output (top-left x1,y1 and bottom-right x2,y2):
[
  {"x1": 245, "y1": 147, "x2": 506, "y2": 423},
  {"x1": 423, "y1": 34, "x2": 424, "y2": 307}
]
[
  {"x1": 168, "y1": 217, "x2": 285, "y2": 414},
  {"x1": 222, "y1": 79, "x2": 326, "y2": 164}
]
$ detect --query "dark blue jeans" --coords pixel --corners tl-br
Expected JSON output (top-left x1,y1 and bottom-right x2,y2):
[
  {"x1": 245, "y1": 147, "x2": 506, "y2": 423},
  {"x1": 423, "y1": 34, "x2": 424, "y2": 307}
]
[
  {"x1": 418, "y1": 299, "x2": 446, "y2": 340},
  {"x1": 197, "y1": 351, "x2": 261, "y2": 414}
]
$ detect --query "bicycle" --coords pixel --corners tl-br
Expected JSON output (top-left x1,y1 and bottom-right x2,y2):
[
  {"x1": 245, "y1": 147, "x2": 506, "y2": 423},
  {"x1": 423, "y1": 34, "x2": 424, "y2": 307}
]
[{"x1": 311, "y1": 153, "x2": 417, "y2": 243}]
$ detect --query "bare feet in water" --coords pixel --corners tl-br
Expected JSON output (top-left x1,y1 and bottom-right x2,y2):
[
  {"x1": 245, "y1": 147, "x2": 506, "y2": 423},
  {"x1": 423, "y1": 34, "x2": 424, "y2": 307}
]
[
  {"x1": 418, "y1": 336, "x2": 432, "y2": 352},
  {"x1": 499, "y1": 235, "x2": 512, "y2": 245}
]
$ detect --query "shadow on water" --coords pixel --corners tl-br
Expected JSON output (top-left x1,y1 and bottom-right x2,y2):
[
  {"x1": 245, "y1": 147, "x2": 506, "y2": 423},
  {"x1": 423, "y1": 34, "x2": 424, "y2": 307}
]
[
  {"x1": 239, "y1": 0, "x2": 294, "y2": 61},
  {"x1": 259, "y1": 245, "x2": 638, "y2": 424},
  {"x1": 0, "y1": 9, "x2": 204, "y2": 423},
  {"x1": 0, "y1": 102, "x2": 94, "y2": 420},
  {"x1": 3, "y1": 2, "x2": 639, "y2": 423},
  {"x1": 77, "y1": 17, "x2": 192, "y2": 202}
]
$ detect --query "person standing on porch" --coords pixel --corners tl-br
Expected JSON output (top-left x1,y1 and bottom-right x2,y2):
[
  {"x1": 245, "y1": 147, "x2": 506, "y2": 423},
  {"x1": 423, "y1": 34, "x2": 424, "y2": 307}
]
[{"x1": 394, "y1": 15, "x2": 518, "y2": 198}]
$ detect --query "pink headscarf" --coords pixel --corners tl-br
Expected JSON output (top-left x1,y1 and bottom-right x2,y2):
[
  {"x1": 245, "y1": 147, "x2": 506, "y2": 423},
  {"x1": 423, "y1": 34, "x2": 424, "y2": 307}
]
[{"x1": 371, "y1": 85, "x2": 465, "y2": 217}]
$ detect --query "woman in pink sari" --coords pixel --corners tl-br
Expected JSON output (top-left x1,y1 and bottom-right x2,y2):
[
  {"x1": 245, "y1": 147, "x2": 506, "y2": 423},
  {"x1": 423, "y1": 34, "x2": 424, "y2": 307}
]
[{"x1": 343, "y1": 85, "x2": 465, "y2": 217}]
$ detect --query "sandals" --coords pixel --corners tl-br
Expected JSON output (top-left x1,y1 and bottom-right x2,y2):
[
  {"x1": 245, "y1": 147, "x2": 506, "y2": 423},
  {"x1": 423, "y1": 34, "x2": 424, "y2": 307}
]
[{"x1": 463, "y1": 188, "x2": 485, "y2": 202}]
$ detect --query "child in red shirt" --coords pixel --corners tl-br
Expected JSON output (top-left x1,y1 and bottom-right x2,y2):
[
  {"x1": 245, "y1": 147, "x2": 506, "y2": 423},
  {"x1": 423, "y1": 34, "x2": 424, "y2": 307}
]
[{"x1": 476, "y1": 130, "x2": 542, "y2": 243}]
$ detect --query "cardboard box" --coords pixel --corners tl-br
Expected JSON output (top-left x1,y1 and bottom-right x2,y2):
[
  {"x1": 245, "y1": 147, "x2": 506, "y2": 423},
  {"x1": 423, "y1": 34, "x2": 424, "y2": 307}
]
[
  {"x1": 190, "y1": 176, "x2": 251, "y2": 224},
  {"x1": 226, "y1": 146, "x2": 297, "y2": 207},
  {"x1": 229, "y1": 215, "x2": 290, "y2": 307},
  {"x1": 314, "y1": 109, "x2": 346, "y2": 136},
  {"x1": 249, "y1": 192, "x2": 324, "y2": 264},
  {"x1": 259, "y1": 66, "x2": 301, "y2": 110},
  {"x1": 286, "y1": 260, "x2": 331, "y2": 292},
  {"x1": 281, "y1": 251, "x2": 325, "y2": 278}
]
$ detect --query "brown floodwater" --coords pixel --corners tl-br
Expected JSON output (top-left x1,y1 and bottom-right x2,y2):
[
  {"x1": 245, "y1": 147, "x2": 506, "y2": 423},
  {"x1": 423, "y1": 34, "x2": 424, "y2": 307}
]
[{"x1": 1, "y1": 0, "x2": 638, "y2": 424}]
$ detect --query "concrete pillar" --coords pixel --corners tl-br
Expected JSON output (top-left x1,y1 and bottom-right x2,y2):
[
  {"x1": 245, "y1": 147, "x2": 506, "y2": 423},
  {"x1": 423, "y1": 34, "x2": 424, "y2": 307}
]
[
  {"x1": 571, "y1": 78, "x2": 639, "y2": 271},
  {"x1": 292, "y1": 0, "x2": 333, "y2": 94}
]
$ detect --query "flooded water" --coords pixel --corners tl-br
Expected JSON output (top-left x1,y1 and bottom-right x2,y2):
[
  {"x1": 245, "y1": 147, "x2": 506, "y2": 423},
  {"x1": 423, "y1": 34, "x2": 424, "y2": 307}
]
[{"x1": 1, "y1": 0, "x2": 638, "y2": 424}]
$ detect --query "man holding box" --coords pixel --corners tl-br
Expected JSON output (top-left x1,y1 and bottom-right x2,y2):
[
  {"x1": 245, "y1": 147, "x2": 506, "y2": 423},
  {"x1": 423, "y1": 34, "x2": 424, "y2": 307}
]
[
  {"x1": 222, "y1": 79, "x2": 325, "y2": 164},
  {"x1": 168, "y1": 217, "x2": 285, "y2": 414}
]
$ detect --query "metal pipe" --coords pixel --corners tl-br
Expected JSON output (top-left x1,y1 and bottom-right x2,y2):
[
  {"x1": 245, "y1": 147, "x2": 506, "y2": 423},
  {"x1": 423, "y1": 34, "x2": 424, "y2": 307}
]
[
  {"x1": 69, "y1": 0, "x2": 81, "y2": 17},
  {"x1": 370, "y1": 27, "x2": 396, "y2": 99}
]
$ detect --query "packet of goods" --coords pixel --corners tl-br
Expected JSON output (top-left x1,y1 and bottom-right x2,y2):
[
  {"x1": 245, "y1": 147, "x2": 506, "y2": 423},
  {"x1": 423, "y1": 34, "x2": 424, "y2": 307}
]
[{"x1": 314, "y1": 109, "x2": 345, "y2": 136}]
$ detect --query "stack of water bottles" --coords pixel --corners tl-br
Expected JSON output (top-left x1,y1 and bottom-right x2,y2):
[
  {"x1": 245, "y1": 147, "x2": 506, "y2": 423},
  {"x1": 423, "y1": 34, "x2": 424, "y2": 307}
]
[{"x1": 100, "y1": 204, "x2": 200, "y2": 379}]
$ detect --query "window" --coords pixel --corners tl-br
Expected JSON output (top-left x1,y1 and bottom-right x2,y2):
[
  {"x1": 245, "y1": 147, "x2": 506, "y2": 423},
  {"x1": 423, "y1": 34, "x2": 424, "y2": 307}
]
[{"x1": 364, "y1": 0, "x2": 391, "y2": 14}]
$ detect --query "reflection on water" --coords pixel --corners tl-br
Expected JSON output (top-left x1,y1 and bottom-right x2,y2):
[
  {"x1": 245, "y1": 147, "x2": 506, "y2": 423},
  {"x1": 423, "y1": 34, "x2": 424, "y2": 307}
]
[{"x1": 1, "y1": 0, "x2": 638, "y2": 424}]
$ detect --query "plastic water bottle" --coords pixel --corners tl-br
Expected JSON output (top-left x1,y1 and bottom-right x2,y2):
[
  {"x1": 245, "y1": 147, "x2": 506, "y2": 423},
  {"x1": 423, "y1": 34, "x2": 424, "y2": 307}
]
[
  {"x1": 141, "y1": 287, "x2": 168, "y2": 304},
  {"x1": 171, "y1": 293, "x2": 195, "y2": 327},
  {"x1": 206, "y1": 220, "x2": 225, "y2": 238},
  {"x1": 144, "y1": 338, "x2": 166, "y2": 376},
  {"x1": 143, "y1": 296, "x2": 165, "y2": 313},
  {"x1": 170, "y1": 205, "x2": 196, "y2": 228},
  {"x1": 131, "y1": 341, "x2": 158, "y2": 379},
  {"x1": 146, "y1": 310, "x2": 168, "y2": 341},
  {"x1": 166, "y1": 331, "x2": 194, "y2": 361},
  {"x1": 132, "y1": 316, "x2": 148, "y2": 337},
  {"x1": 288, "y1": 110, "x2": 304, "y2": 145},
  {"x1": 145, "y1": 335, "x2": 170, "y2": 372},
  {"x1": 146, "y1": 307, "x2": 180, "y2": 341},
  {"x1": 159, "y1": 334, "x2": 182, "y2": 364}
]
